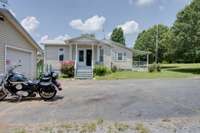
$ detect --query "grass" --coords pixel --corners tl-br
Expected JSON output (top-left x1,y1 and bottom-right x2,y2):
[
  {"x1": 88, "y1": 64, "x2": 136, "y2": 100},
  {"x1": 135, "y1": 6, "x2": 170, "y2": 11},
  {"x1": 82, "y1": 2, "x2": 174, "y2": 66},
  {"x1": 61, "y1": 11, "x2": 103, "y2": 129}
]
[
  {"x1": 114, "y1": 122, "x2": 129, "y2": 132},
  {"x1": 135, "y1": 123, "x2": 149, "y2": 133},
  {"x1": 80, "y1": 122, "x2": 97, "y2": 133},
  {"x1": 96, "y1": 63, "x2": 200, "y2": 80},
  {"x1": 14, "y1": 128, "x2": 26, "y2": 133}
]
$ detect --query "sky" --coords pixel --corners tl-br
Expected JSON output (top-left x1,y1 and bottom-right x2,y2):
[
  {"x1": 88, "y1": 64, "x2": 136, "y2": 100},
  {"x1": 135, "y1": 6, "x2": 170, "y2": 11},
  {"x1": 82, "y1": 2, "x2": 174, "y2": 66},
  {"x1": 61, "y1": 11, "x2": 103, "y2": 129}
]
[{"x1": 2, "y1": 0, "x2": 191, "y2": 48}]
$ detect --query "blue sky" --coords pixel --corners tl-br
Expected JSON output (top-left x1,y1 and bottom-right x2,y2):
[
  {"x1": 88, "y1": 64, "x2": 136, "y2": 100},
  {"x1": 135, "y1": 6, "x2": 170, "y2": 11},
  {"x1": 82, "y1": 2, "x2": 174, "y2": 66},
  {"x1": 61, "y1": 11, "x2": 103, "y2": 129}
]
[{"x1": 5, "y1": 0, "x2": 190, "y2": 47}]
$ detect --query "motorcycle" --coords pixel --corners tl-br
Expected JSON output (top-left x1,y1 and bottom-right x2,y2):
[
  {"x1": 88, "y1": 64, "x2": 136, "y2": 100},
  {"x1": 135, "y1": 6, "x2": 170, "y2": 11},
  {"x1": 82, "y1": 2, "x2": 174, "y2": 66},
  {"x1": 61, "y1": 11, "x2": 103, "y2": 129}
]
[{"x1": 0, "y1": 65, "x2": 62, "y2": 101}]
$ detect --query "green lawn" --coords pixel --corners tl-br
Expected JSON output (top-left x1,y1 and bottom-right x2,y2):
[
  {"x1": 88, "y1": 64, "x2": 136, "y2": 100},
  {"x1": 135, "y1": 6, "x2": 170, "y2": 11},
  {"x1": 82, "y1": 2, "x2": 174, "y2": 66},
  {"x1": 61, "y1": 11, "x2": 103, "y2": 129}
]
[{"x1": 96, "y1": 64, "x2": 200, "y2": 80}]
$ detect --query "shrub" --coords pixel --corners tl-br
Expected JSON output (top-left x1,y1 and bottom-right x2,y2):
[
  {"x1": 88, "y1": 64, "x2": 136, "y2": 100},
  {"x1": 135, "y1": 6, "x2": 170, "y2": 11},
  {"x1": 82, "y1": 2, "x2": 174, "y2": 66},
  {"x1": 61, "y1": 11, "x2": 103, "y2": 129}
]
[
  {"x1": 61, "y1": 60, "x2": 75, "y2": 77},
  {"x1": 157, "y1": 64, "x2": 161, "y2": 72},
  {"x1": 148, "y1": 64, "x2": 155, "y2": 73},
  {"x1": 94, "y1": 65, "x2": 111, "y2": 76},
  {"x1": 111, "y1": 65, "x2": 118, "y2": 73},
  {"x1": 148, "y1": 63, "x2": 161, "y2": 73}
]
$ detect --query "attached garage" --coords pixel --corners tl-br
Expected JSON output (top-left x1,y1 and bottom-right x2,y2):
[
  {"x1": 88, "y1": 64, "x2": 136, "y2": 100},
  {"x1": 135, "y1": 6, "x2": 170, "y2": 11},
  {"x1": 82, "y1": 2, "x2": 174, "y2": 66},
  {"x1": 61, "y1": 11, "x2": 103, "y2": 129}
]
[
  {"x1": 0, "y1": 8, "x2": 42, "y2": 78},
  {"x1": 6, "y1": 46, "x2": 32, "y2": 77}
]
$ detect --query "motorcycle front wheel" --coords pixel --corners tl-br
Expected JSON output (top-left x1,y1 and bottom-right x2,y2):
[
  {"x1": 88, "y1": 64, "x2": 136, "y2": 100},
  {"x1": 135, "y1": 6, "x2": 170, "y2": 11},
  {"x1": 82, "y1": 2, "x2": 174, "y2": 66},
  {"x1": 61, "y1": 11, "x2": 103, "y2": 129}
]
[
  {"x1": 39, "y1": 86, "x2": 57, "y2": 100},
  {"x1": 0, "y1": 90, "x2": 7, "y2": 101}
]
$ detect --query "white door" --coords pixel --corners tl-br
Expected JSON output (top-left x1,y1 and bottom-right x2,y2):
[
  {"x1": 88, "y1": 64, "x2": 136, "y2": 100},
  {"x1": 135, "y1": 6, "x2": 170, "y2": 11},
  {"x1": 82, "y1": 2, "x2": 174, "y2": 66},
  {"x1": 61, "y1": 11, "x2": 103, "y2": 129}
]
[
  {"x1": 78, "y1": 49, "x2": 86, "y2": 67},
  {"x1": 6, "y1": 48, "x2": 32, "y2": 77}
]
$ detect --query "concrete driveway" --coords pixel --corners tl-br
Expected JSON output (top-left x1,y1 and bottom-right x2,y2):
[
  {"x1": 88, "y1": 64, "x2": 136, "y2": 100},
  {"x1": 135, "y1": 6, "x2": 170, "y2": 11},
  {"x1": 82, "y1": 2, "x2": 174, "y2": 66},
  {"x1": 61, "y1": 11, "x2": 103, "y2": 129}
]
[{"x1": 0, "y1": 78, "x2": 200, "y2": 125}]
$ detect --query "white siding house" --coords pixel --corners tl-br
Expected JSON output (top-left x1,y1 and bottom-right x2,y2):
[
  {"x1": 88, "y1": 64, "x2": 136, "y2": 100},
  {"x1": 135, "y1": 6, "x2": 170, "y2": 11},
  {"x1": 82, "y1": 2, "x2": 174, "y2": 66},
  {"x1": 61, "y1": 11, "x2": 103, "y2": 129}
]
[
  {"x1": 43, "y1": 35, "x2": 133, "y2": 79},
  {"x1": 0, "y1": 8, "x2": 42, "y2": 78}
]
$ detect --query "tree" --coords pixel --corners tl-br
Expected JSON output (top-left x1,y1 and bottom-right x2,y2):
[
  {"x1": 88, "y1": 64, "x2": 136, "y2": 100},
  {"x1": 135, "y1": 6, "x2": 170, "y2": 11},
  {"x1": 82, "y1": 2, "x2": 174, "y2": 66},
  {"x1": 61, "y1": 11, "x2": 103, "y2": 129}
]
[
  {"x1": 160, "y1": 30, "x2": 175, "y2": 63},
  {"x1": 134, "y1": 24, "x2": 170, "y2": 63},
  {"x1": 171, "y1": 0, "x2": 200, "y2": 63},
  {"x1": 110, "y1": 28, "x2": 125, "y2": 45}
]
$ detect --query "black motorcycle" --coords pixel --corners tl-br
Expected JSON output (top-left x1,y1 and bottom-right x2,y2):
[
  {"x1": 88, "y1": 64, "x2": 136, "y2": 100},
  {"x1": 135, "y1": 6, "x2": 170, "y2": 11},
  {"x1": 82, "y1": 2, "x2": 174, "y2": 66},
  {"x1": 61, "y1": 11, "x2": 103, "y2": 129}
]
[{"x1": 0, "y1": 65, "x2": 62, "y2": 101}]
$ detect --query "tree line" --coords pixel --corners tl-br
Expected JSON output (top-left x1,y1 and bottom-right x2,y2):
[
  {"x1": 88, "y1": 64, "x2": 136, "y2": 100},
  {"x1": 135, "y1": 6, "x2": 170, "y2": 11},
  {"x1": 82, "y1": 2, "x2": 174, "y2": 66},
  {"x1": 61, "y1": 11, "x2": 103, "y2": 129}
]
[{"x1": 111, "y1": 0, "x2": 200, "y2": 63}]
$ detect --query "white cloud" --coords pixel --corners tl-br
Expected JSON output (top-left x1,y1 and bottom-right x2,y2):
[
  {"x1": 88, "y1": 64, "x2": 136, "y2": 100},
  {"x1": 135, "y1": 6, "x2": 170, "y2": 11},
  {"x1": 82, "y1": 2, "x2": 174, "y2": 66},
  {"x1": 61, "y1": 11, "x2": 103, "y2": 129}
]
[
  {"x1": 69, "y1": 15, "x2": 106, "y2": 33},
  {"x1": 40, "y1": 35, "x2": 49, "y2": 43},
  {"x1": 136, "y1": 0, "x2": 155, "y2": 6},
  {"x1": 40, "y1": 34, "x2": 71, "y2": 43},
  {"x1": 54, "y1": 34, "x2": 71, "y2": 41},
  {"x1": 118, "y1": 20, "x2": 139, "y2": 35},
  {"x1": 21, "y1": 16, "x2": 40, "y2": 33}
]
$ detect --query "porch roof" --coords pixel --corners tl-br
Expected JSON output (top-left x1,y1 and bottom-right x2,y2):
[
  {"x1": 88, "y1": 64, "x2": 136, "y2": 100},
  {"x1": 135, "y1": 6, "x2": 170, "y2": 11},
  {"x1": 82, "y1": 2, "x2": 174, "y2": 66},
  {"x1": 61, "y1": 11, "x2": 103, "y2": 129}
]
[{"x1": 65, "y1": 36, "x2": 112, "y2": 47}]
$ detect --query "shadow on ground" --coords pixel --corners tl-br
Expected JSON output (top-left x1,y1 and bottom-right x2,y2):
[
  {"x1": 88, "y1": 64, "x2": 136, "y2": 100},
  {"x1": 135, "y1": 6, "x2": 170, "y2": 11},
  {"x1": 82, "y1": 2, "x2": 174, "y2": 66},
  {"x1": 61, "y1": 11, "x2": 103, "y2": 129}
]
[
  {"x1": 1, "y1": 95, "x2": 64, "y2": 103},
  {"x1": 161, "y1": 66, "x2": 179, "y2": 69},
  {"x1": 168, "y1": 68, "x2": 200, "y2": 75}
]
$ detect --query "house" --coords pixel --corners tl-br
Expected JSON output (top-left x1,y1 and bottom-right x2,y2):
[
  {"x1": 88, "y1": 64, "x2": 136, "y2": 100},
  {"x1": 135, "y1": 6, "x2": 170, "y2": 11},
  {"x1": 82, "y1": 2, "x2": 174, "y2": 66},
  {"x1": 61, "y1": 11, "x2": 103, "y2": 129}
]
[
  {"x1": 0, "y1": 8, "x2": 42, "y2": 78},
  {"x1": 43, "y1": 35, "x2": 133, "y2": 79}
]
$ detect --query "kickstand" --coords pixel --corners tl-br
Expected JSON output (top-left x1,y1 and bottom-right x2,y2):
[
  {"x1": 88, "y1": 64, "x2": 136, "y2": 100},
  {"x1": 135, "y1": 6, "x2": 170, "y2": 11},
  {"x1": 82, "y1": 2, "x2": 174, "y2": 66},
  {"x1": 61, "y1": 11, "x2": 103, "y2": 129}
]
[{"x1": 17, "y1": 95, "x2": 22, "y2": 102}]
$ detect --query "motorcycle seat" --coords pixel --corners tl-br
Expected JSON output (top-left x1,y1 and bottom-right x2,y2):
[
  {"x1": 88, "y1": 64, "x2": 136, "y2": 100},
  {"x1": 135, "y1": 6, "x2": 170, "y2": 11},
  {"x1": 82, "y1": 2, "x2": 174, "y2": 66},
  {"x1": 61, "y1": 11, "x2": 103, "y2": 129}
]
[{"x1": 28, "y1": 80, "x2": 39, "y2": 86}]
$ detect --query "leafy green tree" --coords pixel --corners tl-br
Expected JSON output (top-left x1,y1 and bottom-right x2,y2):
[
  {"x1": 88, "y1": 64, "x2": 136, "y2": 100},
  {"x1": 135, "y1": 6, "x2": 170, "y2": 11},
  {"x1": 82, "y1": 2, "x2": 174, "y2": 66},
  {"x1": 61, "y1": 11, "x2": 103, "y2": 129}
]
[
  {"x1": 160, "y1": 30, "x2": 175, "y2": 63},
  {"x1": 171, "y1": 0, "x2": 200, "y2": 63},
  {"x1": 110, "y1": 28, "x2": 125, "y2": 45},
  {"x1": 134, "y1": 24, "x2": 170, "y2": 63}
]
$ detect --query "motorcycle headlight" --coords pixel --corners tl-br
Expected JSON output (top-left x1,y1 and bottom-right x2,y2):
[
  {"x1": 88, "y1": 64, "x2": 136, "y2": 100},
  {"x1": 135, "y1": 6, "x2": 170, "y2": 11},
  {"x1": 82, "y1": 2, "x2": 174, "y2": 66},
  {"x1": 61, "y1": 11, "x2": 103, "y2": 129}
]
[{"x1": 52, "y1": 72, "x2": 58, "y2": 79}]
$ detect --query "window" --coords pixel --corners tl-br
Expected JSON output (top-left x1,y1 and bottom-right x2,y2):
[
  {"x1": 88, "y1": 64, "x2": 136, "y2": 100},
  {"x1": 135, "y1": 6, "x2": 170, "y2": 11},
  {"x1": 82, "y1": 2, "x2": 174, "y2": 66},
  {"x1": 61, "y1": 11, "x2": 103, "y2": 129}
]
[
  {"x1": 112, "y1": 51, "x2": 115, "y2": 60},
  {"x1": 100, "y1": 49, "x2": 104, "y2": 62},
  {"x1": 124, "y1": 52, "x2": 127, "y2": 60},
  {"x1": 58, "y1": 48, "x2": 64, "y2": 61},
  {"x1": 79, "y1": 50, "x2": 84, "y2": 62},
  {"x1": 118, "y1": 53, "x2": 123, "y2": 61}
]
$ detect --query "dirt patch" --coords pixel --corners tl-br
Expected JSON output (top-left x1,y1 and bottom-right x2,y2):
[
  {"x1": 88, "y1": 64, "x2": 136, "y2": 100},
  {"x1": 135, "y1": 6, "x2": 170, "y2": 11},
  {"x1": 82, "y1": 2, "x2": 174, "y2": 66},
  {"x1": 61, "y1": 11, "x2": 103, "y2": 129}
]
[{"x1": 2, "y1": 117, "x2": 200, "y2": 133}]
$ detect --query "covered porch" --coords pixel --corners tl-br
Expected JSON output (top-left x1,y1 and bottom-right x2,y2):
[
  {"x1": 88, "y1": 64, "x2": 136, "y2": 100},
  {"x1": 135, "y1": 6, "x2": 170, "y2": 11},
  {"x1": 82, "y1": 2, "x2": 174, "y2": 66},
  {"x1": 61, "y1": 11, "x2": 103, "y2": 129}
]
[{"x1": 66, "y1": 38, "x2": 105, "y2": 79}]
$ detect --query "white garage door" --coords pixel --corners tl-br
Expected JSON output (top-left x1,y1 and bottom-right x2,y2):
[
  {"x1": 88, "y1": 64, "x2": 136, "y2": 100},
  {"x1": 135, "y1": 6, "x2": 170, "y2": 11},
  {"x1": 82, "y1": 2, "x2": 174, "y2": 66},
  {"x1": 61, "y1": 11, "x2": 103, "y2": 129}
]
[{"x1": 6, "y1": 48, "x2": 32, "y2": 77}]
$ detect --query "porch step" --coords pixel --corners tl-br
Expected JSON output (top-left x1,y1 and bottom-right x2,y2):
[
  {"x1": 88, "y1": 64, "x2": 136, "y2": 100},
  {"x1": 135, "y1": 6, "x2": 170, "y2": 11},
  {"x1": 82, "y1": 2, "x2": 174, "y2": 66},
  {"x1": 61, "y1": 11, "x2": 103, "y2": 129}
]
[{"x1": 75, "y1": 68, "x2": 93, "y2": 79}]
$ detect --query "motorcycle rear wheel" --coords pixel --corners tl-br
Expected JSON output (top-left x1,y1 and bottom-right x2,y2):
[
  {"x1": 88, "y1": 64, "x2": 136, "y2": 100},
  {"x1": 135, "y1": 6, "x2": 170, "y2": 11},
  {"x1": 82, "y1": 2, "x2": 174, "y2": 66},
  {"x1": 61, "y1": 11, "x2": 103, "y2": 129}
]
[
  {"x1": 39, "y1": 87, "x2": 57, "y2": 100},
  {"x1": 0, "y1": 90, "x2": 7, "y2": 101}
]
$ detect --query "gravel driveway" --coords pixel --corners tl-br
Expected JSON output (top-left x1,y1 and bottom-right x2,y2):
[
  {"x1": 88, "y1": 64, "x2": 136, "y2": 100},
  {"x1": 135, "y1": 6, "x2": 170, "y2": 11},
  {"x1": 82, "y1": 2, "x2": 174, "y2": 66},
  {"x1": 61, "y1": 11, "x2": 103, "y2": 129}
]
[{"x1": 1, "y1": 78, "x2": 200, "y2": 129}]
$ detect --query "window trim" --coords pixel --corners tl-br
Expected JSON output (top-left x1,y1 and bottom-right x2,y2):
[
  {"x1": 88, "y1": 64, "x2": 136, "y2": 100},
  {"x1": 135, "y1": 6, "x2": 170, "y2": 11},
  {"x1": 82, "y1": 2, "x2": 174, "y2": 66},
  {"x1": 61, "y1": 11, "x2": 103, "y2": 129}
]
[
  {"x1": 118, "y1": 53, "x2": 123, "y2": 61},
  {"x1": 58, "y1": 48, "x2": 64, "y2": 61},
  {"x1": 79, "y1": 50, "x2": 84, "y2": 62}
]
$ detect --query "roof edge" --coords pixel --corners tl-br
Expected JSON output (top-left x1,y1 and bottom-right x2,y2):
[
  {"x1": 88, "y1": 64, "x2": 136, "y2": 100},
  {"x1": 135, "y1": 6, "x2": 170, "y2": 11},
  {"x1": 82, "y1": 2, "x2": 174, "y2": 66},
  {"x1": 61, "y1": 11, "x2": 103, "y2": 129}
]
[{"x1": 0, "y1": 8, "x2": 42, "y2": 52}]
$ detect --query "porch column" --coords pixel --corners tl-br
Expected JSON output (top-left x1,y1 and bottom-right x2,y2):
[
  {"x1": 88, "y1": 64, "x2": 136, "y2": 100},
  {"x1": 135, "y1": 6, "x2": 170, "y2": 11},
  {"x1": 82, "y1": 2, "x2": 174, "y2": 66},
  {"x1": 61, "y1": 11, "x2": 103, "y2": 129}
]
[
  {"x1": 97, "y1": 45, "x2": 100, "y2": 62},
  {"x1": 69, "y1": 44, "x2": 72, "y2": 60},
  {"x1": 92, "y1": 44, "x2": 94, "y2": 69},
  {"x1": 75, "y1": 43, "x2": 78, "y2": 76}
]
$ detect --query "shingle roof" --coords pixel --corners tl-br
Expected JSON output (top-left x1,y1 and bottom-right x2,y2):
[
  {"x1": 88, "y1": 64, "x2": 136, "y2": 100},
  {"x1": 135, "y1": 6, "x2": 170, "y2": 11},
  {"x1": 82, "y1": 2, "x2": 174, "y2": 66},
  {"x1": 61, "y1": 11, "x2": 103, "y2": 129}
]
[
  {"x1": 42, "y1": 40, "x2": 66, "y2": 45},
  {"x1": 101, "y1": 39, "x2": 133, "y2": 51}
]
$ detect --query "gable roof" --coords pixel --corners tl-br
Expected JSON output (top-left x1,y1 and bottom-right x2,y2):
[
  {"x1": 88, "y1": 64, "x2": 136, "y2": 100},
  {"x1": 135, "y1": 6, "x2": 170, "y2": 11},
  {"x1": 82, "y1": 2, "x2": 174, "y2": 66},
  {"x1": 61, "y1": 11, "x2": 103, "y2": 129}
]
[
  {"x1": 43, "y1": 35, "x2": 132, "y2": 52},
  {"x1": 65, "y1": 35, "x2": 112, "y2": 47},
  {"x1": 101, "y1": 39, "x2": 133, "y2": 52},
  {"x1": 0, "y1": 8, "x2": 42, "y2": 52}
]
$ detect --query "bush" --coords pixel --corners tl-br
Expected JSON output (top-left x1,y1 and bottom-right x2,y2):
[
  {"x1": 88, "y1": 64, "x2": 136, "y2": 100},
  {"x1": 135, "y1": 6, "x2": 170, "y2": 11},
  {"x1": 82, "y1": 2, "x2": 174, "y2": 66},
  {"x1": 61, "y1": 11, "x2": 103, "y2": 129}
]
[
  {"x1": 94, "y1": 65, "x2": 111, "y2": 76},
  {"x1": 148, "y1": 63, "x2": 161, "y2": 73},
  {"x1": 61, "y1": 60, "x2": 75, "y2": 77},
  {"x1": 111, "y1": 65, "x2": 118, "y2": 73}
]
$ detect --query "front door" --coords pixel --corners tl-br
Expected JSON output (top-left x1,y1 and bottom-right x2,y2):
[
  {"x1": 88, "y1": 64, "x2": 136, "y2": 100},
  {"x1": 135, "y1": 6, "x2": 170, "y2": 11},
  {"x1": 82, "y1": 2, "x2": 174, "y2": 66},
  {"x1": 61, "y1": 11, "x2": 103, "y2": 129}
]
[{"x1": 86, "y1": 49, "x2": 92, "y2": 66}]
